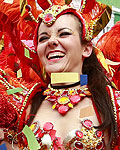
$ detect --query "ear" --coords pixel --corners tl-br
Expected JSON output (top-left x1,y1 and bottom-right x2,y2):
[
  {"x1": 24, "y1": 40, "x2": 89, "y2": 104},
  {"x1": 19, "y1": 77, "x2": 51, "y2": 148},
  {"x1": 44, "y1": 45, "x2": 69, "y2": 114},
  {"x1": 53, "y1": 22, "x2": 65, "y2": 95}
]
[{"x1": 82, "y1": 42, "x2": 93, "y2": 58}]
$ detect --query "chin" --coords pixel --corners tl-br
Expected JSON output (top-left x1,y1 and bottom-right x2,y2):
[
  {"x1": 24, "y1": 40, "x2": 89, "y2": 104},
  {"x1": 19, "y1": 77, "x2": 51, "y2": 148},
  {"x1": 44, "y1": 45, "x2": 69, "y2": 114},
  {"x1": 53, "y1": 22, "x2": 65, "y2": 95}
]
[
  {"x1": 47, "y1": 69, "x2": 63, "y2": 74},
  {"x1": 46, "y1": 68, "x2": 65, "y2": 75},
  {"x1": 45, "y1": 64, "x2": 65, "y2": 74}
]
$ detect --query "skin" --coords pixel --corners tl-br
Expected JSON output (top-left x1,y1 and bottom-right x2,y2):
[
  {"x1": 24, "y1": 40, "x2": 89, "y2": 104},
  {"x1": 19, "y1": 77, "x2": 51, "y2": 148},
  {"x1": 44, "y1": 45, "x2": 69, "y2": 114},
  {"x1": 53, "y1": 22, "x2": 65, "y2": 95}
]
[{"x1": 37, "y1": 14, "x2": 93, "y2": 77}]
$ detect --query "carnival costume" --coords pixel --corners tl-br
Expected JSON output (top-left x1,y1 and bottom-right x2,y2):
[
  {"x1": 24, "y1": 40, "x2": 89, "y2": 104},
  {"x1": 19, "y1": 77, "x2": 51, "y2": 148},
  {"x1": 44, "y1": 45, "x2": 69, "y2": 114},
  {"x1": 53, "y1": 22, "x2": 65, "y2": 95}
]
[{"x1": 0, "y1": 0, "x2": 120, "y2": 149}]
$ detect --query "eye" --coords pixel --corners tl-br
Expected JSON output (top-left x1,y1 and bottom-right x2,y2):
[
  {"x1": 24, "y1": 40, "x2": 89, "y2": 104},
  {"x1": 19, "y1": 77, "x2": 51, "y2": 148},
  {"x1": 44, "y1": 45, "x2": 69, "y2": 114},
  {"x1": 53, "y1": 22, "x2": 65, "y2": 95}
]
[
  {"x1": 59, "y1": 32, "x2": 72, "y2": 37},
  {"x1": 39, "y1": 36, "x2": 49, "y2": 43}
]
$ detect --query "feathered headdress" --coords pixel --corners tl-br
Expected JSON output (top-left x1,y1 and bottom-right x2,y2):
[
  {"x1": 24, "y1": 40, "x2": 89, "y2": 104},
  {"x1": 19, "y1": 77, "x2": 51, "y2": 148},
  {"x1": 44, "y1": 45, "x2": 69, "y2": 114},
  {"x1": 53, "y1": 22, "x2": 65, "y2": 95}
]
[
  {"x1": 35, "y1": 0, "x2": 111, "y2": 41},
  {"x1": 20, "y1": 0, "x2": 112, "y2": 45}
]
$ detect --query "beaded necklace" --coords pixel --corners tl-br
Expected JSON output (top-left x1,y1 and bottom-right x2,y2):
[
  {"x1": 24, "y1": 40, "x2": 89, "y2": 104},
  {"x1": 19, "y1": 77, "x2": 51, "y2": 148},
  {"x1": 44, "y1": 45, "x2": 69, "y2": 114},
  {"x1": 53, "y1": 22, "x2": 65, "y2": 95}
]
[{"x1": 43, "y1": 84, "x2": 91, "y2": 115}]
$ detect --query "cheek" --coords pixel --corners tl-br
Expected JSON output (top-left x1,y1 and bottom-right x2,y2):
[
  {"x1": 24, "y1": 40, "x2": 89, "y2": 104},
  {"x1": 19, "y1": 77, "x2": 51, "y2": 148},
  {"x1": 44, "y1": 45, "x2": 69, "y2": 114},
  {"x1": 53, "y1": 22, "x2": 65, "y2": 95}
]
[
  {"x1": 37, "y1": 50, "x2": 41, "y2": 59},
  {"x1": 37, "y1": 45, "x2": 47, "y2": 67},
  {"x1": 61, "y1": 37, "x2": 81, "y2": 52},
  {"x1": 37, "y1": 44, "x2": 45, "y2": 58},
  {"x1": 59, "y1": 39, "x2": 73, "y2": 52}
]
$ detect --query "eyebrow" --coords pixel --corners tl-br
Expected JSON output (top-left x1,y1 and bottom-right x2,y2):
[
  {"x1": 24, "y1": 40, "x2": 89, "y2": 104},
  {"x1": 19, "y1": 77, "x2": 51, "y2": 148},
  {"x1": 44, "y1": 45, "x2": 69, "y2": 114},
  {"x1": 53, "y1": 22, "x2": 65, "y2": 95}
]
[
  {"x1": 58, "y1": 27, "x2": 73, "y2": 32},
  {"x1": 38, "y1": 27, "x2": 73, "y2": 37},
  {"x1": 39, "y1": 32, "x2": 48, "y2": 36}
]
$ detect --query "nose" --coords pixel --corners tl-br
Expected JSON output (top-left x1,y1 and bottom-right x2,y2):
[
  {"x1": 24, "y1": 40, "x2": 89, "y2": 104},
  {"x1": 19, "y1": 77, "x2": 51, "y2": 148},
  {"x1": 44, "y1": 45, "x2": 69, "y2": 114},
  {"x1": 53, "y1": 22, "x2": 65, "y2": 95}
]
[{"x1": 48, "y1": 36, "x2": 59, "y2": 48}]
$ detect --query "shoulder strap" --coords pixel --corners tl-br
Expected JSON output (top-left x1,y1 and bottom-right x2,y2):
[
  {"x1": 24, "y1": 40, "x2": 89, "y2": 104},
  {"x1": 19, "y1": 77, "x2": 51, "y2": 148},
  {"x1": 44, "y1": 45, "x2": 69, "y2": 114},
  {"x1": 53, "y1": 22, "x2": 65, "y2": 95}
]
[{"x1": 107, "y1": 85, "x2": 118, "y2": 122}]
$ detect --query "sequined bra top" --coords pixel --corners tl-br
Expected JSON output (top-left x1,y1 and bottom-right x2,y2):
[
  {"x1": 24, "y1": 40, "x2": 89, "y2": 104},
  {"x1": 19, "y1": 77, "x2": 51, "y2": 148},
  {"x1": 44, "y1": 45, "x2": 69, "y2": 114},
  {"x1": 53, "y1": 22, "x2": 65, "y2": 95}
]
[{"x1": 19, "y1": 119, "x2": 104, "y2": 150}]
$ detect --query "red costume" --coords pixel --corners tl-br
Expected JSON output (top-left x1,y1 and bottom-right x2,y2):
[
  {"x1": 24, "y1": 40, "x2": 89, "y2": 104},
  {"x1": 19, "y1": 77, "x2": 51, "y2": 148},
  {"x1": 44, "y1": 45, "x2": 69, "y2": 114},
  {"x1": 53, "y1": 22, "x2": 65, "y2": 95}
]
[{"x1": 0, "y1": 0, "x2": 120, "y2": 149}]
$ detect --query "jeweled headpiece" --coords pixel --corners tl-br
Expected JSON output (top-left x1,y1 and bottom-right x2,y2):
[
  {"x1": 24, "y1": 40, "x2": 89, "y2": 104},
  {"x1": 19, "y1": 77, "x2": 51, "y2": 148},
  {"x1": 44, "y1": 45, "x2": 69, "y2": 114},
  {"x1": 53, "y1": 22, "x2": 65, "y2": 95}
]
[{"x1": 32, "y1": 0, "x2": 112, "y2": 42}]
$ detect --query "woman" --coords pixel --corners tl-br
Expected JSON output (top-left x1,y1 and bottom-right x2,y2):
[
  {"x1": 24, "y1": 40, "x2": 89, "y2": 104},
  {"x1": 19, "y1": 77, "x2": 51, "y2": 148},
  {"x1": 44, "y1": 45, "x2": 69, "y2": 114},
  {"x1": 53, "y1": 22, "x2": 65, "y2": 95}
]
[{"x1": 0, "y1": 0, "x2": 120, "y2": 149}]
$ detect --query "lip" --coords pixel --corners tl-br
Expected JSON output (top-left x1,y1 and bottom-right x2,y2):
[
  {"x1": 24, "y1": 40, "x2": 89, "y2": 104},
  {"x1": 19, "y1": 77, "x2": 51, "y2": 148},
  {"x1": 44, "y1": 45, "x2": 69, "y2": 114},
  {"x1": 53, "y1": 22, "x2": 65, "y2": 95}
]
[{"x1": 46, "y1": 50, "x2": 65, "y2": 62}]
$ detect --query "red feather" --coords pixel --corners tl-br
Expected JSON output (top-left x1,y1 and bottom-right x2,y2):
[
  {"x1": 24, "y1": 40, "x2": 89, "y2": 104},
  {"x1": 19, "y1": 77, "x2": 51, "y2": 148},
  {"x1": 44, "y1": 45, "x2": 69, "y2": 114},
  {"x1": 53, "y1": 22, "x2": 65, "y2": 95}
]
[
  {"x1": 81, "y1": 0, "x2": 96, "y2": 13},
  {"x1": 96, "y1": 22, "x2": 120, "y2": 90},
  {"x1": 37, "y1": 0, "x2": 50, "y2": 10},
  {"x1": 97, "y1": 22, "x2": 120, "y2": 62}
]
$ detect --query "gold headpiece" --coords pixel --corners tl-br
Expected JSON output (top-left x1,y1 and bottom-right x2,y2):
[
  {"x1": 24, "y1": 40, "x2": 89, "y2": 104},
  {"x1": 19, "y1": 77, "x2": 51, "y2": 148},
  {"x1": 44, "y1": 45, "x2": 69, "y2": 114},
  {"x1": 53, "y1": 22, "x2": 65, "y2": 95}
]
[
  {"x1": 34, "y1": 0, "x2": 112, "y2": 41},
  {"x1": 20, "y1": 0, "x2": 112, "y2": 41},
  {"x1": 38, "y1": 5, "x2": 72, "y2": 26}
]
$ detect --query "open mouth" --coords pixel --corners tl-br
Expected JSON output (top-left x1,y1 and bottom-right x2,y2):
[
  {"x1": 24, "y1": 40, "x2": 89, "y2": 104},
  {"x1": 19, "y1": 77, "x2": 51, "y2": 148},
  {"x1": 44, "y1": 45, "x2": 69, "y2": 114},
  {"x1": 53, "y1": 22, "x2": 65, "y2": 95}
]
[{"x1": 47, "y1": 51, "x2": 65, "y2": 60}]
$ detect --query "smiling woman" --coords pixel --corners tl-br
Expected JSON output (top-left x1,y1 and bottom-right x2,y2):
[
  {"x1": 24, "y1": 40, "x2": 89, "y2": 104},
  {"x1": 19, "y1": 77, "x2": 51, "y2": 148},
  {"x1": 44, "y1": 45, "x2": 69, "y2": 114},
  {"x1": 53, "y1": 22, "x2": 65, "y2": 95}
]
[
  {"x1": 37, "y1": 14, "x2": 88, "y2": 75},
  {"x1": 0, "y1": 0, "x2": 120, "y2": 150}
]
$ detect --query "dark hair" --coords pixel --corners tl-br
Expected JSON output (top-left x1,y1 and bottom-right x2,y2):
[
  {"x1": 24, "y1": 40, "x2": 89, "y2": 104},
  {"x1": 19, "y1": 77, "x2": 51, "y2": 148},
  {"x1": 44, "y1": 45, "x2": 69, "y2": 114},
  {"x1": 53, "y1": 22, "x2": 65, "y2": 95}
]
[
  {"x1": 75, "y1": 13, "x2": 118, "y2": 147},
  {"x1": 82, "y1": 49, "x2": 117, "y2": 148}
]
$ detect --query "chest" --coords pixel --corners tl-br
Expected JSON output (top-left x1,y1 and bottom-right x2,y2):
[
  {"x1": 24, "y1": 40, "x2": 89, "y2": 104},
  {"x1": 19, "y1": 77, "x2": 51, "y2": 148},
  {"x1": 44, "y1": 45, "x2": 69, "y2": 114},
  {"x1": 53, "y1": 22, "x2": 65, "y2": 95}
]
[{"x1": 32, "y1": 97, "x2": 100, "y2": 141}]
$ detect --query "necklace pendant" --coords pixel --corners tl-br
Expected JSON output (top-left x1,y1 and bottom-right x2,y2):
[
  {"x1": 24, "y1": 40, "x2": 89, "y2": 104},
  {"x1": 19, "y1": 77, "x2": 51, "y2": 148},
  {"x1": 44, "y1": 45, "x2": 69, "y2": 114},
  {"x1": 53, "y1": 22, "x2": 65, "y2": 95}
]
[{"x1": 43, "y1": 85, "x2": 91, "y2": 115}]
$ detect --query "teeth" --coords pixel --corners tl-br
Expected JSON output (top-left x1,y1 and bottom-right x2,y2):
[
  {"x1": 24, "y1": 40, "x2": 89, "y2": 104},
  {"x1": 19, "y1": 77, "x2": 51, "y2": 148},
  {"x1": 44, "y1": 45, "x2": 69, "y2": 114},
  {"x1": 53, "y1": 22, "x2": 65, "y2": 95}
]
[{"x1": 47, "y1": 52, "x2": 65, "y2": 59}]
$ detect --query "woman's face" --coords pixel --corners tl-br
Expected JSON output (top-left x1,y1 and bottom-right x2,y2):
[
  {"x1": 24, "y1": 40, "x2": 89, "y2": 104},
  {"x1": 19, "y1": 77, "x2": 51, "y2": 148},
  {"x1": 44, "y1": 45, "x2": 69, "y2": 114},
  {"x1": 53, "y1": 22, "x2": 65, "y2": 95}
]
[{"x1": 37, "y1": 14, "x2": 88, "y2": 76}]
